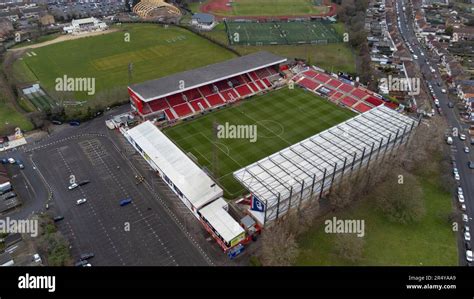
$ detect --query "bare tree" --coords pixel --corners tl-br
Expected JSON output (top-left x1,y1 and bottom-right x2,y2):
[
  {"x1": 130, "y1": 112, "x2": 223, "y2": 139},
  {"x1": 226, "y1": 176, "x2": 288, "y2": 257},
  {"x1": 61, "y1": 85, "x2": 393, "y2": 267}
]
[
  {"x1": 333, "y1": 233, "x2": 365, "y2": 262},
  {"x1": 260, "y1": 220, "x2": 300, "y2": 266}
]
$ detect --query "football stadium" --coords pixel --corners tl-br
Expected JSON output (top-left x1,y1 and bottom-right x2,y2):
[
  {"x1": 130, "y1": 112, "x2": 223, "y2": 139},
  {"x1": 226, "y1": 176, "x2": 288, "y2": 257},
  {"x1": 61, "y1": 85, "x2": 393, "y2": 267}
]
[
  {"x1": 123, "y1": 51, "x2": 419, "y2": 253},
  {"x1": 225, "y1": 20, "x2": 342, "y2": 46}
]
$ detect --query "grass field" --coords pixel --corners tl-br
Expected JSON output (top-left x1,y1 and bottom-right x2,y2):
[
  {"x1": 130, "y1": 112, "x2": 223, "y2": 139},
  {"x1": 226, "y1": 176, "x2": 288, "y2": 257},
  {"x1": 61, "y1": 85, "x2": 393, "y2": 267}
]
[
  {"x1": 226, "y1": 20, "x2": 341, "y2": 45},
  {"x1": 203, "y1": 23, "x2": 356, "y2": 74},
  {"x1": 296, "y1": 166, "x2": 457, "y2": 266},
  {"x1": 164, "y1": 87, "x2": 355, "y2": 198},
  {"x1": 15, "y1": 24, "x2": 237, "y2": 100},
  {"x1": 206, "y1": 0, "x2": 329, "y2": 17},
  {"x1": 0, "y1": 96, "x2": 33, "y2": 133}
]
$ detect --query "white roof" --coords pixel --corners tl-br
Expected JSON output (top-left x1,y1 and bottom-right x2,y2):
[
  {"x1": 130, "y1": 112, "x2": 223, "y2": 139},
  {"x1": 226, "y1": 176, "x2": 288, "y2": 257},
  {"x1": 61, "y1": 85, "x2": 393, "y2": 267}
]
[
  {"x1": 234, "y1": 105, "x2": 417, "y2": 217},
  {"x1": 72, "y1": 17, "x2": 97, "y2": 26},
  {"x1": 199, "y1": 198, "x2": 245, "y2": 243},
  {"x1": 127, "y1": 121, "x2": 223, "y2": 209}
]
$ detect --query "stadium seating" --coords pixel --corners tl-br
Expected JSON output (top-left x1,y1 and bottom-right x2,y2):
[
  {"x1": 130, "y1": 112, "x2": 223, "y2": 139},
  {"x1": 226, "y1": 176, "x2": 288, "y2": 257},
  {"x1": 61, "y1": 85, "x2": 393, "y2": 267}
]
[
  {"x1": 149, "y1": 99, "x2": 170, "y2": 112},
  {"x1": 353, "y1": 102, "x2": 372, "y2": 113},
  {"x1": 262, "y1": 78, "x2": 272, "y2": 88},
  {"x1": 255, "y1": 68, "x2": 270, "y2": 79},
  {"x1": 351, "y1": 88, "x2": 369, "y2": 100},
  {"x1": 327, "y1": 79, "x2": 342, "y2": 89},
  {"x1": 167, "y1": 94, "x2": 185, "y2": 106},
  {"x1": 182, "y1": 89, "x2": 201, "y2": 102},
  {"x1": 235, "y1": 85, "x2": 253, "y2": 98},
  {"x1": 220, "y1": 89, "x2": 239, "y2": 102},
  {"x1": 164, "y1": 109, "x2": 176, "y2": 121},
  {"x1": 255, "y1": 80, "x2": 266, "y2": 90},
  {"x1": 173, "y1": 103, "x2": 194, "y2": 117},
  {"x1": 365, "y1": 96, "x2": 384, "y2": 107},
  {"x1": 190, "y1": 98, "x2": 209, "y2": 112},
  {"x1": 314, "y1": 73, "x2": 331, "y2": 83},
  {"x1": 206, "y1": 94, "x2": 226, "y2": 107},
  {"x1": 339, "y1": 83, "x2": 354, "y2": 93},
  {"x1": 248, "y1": 82, "x2": 259, "y2": 92},
  {"x1": 198, "y1": 85, "x2": 214, "y2": 97},
  {"x1": 249, "y1": 72, "x2": 260, "y2": 82},
  {"x1": 299, "y1": 78, "x2": 319, "y2": 90},
  {"x1": 240, "y1": 74, "x2": 251, "y2": 83},
  {"x1": 341, "y1": 96, "x2": 357, "y2": 107},
  {"x1": 303, "y1": 70, "x2": 318, "y2": 78}
]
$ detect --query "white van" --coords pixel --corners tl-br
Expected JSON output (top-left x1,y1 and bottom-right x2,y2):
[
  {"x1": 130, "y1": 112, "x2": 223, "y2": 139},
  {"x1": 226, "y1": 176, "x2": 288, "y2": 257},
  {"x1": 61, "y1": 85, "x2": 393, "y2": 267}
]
[{"x1": 446, "y1": 136, "x2": 453, "y2": 145}]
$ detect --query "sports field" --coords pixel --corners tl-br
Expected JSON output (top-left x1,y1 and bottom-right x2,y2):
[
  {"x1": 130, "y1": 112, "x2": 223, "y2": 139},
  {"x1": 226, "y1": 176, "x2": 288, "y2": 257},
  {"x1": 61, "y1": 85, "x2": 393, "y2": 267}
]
[
  {"x1": 201, "y1": 0, "x2": 330, "y2": 17},
  {"x1": 164, "y1": 87, "x2": 355, "y2": 198},
  {"x1": 226, "y1": 20, "x2": 341, "y2": 46},
  {"x1": 14, "y1": 24, "x2": 236, "y2": 100}
]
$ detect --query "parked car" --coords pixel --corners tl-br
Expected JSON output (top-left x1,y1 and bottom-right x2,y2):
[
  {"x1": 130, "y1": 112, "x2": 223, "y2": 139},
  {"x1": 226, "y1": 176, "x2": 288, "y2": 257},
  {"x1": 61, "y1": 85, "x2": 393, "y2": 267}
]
[
  {"x1": 75, "y1": 260, "x2": 89, "y2": 267},
  {"x1": 458, "y1": 187, "x2": 463, "y2": 195},
  {"x1": 462, "y1": 214, "x2": 469, "y2": 223},
  {"x1": 465, "y1": 147, "x2": 470, "y2": 153},
  {"x1": 465, "y1": 232, "x2": 471, "y2": 242},
  {"x1": 53, "y1": 216, "x2": 65, "y2": 222},
  {"x1": 455, "y1": 173, "x2": 460, "y2": 181},
  {"x1": 461, "y1": 204, "x2": 467, "y2": 211},
  {"x1": 120, "y1": 198, "x2": 132, "y2": 207},
  {"x1": 7, "y1": 158, "x2": 15, "y2": 164},
  {"x1": 467, "y1": 250, "x2": 473, "y2": 263},
  {"x1": 458, "y1": 194, "x2": 465, "y2": 203},
  {"x1": 469, "y1": 161, "x2": 474, "y2": 169},
  {"x1": 33, "y1": 254, "x2": 42, "y2": 264},
  {"x1": 69, "y1": 120, "x2": 81, "y2": 126},
  {"x1": 460, "y1": 134, "x2": 467, "y2": 141},
  {"x1": 51, "y1": 120, "x2": 63, "y2": 125},
  {"x1": 68, "y1": 183, "x2": 79, "y2": 190},
  {"x1": 80, "y1": 253, "x2": 95, "y2": 261},
  {"x1": 76, "y1": 198, "x2": 87, "y2": 205}
]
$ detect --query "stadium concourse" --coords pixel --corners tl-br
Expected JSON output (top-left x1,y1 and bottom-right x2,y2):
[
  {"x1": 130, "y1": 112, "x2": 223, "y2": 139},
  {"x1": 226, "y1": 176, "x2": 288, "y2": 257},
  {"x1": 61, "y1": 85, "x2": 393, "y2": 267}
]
[
  {"x1": 128, "y1": 51, "x2": 287, "y2": 122},
  {"x1": 292, "y1": 67, "x2": 400, "y2": 113}
]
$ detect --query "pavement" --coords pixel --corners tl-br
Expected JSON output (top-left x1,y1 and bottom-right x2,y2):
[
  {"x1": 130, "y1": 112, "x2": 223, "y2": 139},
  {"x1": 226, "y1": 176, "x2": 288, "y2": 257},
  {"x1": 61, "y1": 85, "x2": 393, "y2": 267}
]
[
  {"x1": 0, "y1": 106, "x2": 231, "y2": 266},
  {"x1": 396, "y1": 0, "x2": 473, "y2": 266}
]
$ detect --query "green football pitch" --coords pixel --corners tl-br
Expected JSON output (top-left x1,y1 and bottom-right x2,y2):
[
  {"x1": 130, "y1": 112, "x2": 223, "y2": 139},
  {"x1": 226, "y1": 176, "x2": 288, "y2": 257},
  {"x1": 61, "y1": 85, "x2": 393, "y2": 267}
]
[
  {"x1": 208, "y1": 0, "x2": 329, "y2": 17},
  {"x1": 15, "y1": 24, "x2": 237, "y2": 100},
  {"x1": 164, "y1": 87, "x2": 355, "y2": 199}
]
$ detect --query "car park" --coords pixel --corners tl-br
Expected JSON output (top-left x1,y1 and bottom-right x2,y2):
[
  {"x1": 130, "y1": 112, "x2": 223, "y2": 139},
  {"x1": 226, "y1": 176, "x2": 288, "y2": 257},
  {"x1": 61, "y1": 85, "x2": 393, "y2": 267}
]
[{"x1": 76, "y1": 198, "x2": 87, "y2": 205}]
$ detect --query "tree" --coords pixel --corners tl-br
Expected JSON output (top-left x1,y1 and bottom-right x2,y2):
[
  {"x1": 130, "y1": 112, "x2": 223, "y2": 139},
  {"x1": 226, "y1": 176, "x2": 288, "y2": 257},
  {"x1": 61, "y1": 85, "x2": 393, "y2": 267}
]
[
  {"x1": 333, "y1": 233, "x2": 365, "y2": 262},
  {"x1": 375, "y1": 169, "x2": 425, "y2": 224},
  {"x1": 445, "y1": 26, "x2": 454, "y2": 37},
  {"x1": 260, "y1": 221, "x2": 300, "y2": 266}
]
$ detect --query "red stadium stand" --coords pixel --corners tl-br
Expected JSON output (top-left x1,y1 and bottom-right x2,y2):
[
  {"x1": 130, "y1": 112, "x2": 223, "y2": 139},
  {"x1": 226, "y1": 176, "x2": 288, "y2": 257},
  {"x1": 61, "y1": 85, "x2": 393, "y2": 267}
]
[
  {"x1": 235, "y1": 85, "x2": 253, "y2": 97},
  {"x1": 266, "y1": 67, "x2": 278, "y2": 76},
  {"x1": 327, "y1": 79, "x2": 342, "y2": 89},
  {"x1": 206, "y1": 94, "x2": 226, "y2": 106},
  {"x1": 255, "y1": 80, "x2": 266, "y2": 90},
  {"x1": 149, "y1": 99, "x2": 169, "y2": 112},
  {"x1": 240, "y1": 74, "x2": 251, "y2": 83},
  {"x1": 262, "y1": 78, "x2": 272, "y2": 88},
  {"x1": 255, "y1": 68, "x2": 270, "y2": 79},
  {"x1": 167, "y1": 94, "x2": 185, "y2": 106},
  {"x1": 339, "y1": 83, "x2": 354, "y2": 93},
  {"x1": 384, "y1": 102, "x2": 399, "y2": 110},
  {"x1": 354, "y1": 102, "x2": 372, "y2": 113},
  {"x1": 249, "y1": 72, "x2": 260, "y2": 81},
  {"x1": 199, "y1": 85, "x2": 214, "y2": 96},
  {"x1": 164, "y1": 109, "x2": 176, "y2": 121},
  {"x1": 248, "y1": 82, "x2": 259, "y2": 92},
  {"x1": 299, "y1": 78, "x2": 319, "y2": 90},
  {"x1": 365, "y1": 96, "x2": 384, "y2": 107},
  {"x1": 221, "y1": 89, "x2": 239, "y2": 102},
  {"x1": 351, "y1": 88, "x2": 369, "y2": 100},
  {"x1": 303, "y1": 70, "x2": 318, "y2": 78},
  {"x1": 182, "y1": 89, "x2": 201, "y2": 101},
  {"x1": 173, "y1": 103, "x2": 194, "y2": 117},
  {"x1": 331, "y1": 91, "x2": 344, "y2": 100},
  {"x1": 341, "y1": 96, "x2": 357, "y2": 107},
  {"x1": 190, "y1": 98, "x2": 209, "y2": 111},
  {"x1": 314, "y1": 73, "x2": 331, "y2": 83}
]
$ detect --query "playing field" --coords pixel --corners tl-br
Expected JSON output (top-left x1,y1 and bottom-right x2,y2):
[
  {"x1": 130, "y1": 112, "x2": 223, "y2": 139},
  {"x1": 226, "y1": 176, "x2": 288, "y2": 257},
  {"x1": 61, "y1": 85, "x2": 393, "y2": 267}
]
[
  {"x1": 226, "y1": 20, "x2": 341, "y2": 46},
  {"x1": 15, "y1": 24, "x2": 237, "y2": 100},
  {"x1": 202, "y1": 0, "x2": 329, "y2": 17},
  {"x1": 164, "y1": 87, "x2": 355, "y2": 198}
]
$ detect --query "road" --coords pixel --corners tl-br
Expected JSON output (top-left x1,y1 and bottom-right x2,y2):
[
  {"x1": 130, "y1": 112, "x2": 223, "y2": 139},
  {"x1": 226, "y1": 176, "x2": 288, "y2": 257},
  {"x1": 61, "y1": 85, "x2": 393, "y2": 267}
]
[{"x1": 396, "y1": 0, "x2": 473, "y2": 265}]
